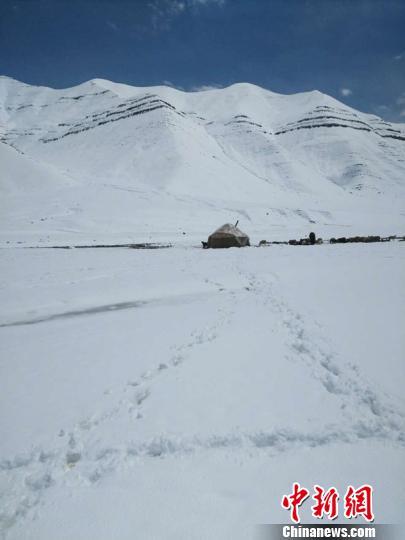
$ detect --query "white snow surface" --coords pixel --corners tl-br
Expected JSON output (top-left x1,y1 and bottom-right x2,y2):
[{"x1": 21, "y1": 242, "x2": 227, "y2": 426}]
[
  {"x1": 1, "y1": 244, "x2": 404, "y2": 538},
  {"x1": 0, "y1": 78, "x2": 405, "y2": 538}
]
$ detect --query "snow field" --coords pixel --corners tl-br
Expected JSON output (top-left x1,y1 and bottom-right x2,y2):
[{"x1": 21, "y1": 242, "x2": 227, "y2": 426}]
[{"x1": 1, "y1": 243, "x2": 404, "y2": 538}]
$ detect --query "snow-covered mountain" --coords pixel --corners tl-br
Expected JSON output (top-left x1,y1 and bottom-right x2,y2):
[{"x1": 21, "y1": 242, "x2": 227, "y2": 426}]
[{"x1": 1, "y1": 76, "x2": 404, "y2": 244}]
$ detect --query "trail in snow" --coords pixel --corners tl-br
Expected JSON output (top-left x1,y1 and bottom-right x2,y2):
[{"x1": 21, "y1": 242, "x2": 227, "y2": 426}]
[
  {"x1": 236, "y1": 265, "x2": 405, "y2": 440},
  {"x1": 0, "y1": 291, "x2": 234, "y2": 533},
  {"x1": 1, "y1": 256, "x2": 404, "y2": 536}
]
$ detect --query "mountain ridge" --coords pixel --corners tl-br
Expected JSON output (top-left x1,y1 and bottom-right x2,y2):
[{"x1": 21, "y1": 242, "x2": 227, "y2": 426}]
[{"x1": 1, "y1": 76, "x2": 404, "y2": 245}]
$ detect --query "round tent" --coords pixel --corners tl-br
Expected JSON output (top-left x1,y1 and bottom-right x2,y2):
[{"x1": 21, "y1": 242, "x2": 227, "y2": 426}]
[{"x1": 206, "y1": 223, "x2": 250, "y2": 249}]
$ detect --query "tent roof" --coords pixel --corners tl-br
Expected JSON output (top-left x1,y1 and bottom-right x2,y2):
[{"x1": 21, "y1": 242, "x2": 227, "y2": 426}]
[{"x1": 210, "y1": 223, "x2": 249, "y2": 238}]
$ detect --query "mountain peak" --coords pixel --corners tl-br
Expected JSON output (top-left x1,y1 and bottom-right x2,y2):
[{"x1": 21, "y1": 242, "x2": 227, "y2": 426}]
[{"x1": 1, "y1": 74, "x2": 404, "y2": 246}]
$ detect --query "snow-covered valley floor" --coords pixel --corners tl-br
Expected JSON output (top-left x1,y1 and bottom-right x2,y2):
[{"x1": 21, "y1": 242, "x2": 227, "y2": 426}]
[{"x1": 1, "y1": 243, "x2": 404, "y2": 539}]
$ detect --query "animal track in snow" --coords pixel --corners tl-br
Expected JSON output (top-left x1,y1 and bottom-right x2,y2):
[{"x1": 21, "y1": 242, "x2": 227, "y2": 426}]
[
  {"x1": 2, "y1": 272, "x2": 403, "y2": 535},
  {"x1": 237, "y1": 266, "x2": 405, "y2": 440}
]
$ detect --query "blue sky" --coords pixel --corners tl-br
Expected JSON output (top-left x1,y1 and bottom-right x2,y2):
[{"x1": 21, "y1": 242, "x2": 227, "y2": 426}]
[{"x1": 1, "y1": 0, "x2": 404, "y2": 121}]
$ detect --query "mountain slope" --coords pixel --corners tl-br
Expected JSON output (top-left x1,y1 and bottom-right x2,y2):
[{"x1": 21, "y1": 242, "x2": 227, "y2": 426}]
[{"x1": 1, "y1": 76, "x2": 404, "y2": 244}]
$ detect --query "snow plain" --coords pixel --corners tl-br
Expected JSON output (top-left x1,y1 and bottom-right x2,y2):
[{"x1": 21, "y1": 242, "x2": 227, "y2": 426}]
[
  {"x1": 1, "y1": 243, "x2": 404, "y2": 539},
  {"x1": 1, "y1": 77, "x2": 405, "y2": 538}
]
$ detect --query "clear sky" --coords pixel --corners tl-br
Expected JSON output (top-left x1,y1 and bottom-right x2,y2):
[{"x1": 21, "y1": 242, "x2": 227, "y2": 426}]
[{"x1": 1, "y1": 0, "x2": 404, "y2": 121}]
